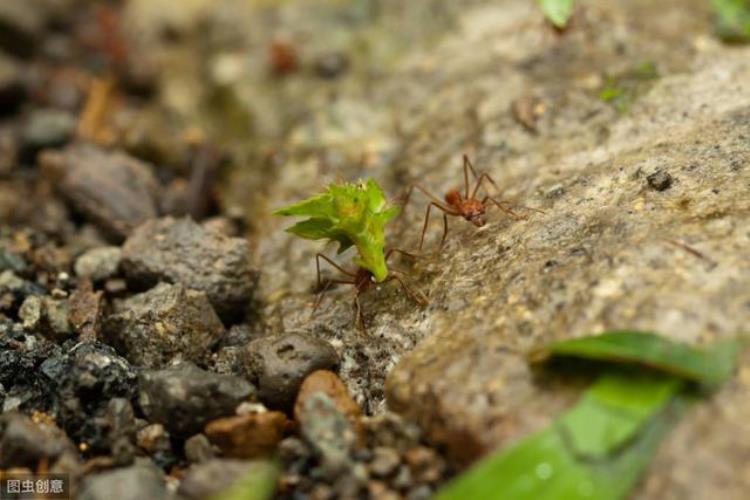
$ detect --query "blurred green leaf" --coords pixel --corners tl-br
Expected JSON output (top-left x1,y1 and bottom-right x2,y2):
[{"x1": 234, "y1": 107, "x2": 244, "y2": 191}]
[
  {"x1": 538, "y1": 0, "x2": 576, "y2": 28},
  {"x1": 530, "y1": 331, "x2": 740, "y2": 385},
  {"x1": 437, "y1": 374, "x2": 685, "y2": 500},
  {"x1": 211, "y1": 460, "x2": 280, "y2": 500},
  {"x1": 713, "y1": 0, "x2": 750, "y2": 43}
]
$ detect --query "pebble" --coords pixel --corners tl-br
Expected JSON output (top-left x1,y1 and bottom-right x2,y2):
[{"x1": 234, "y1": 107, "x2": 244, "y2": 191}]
[
  {"x1": 136, "y1": 423, "x2": 171, "y2": 455},
  {"x1": 299, "y1": 393, "x2": 357, "y2": 479},
  {"x1": 647, "y1": 170, "x2": 673, "y2": 191},
  {"x1": 177, "y1": 459, "x2": 259, "y2": 499},
  {"x1": 138, "y1": 362, "x2": 255, "y2": 437},
  {"x1": 0, "y1": 412, "x2": 78, "y2": 469},
  {"x1": 106, "y1": 398, "x2": 136, "y2": 466},
  {"x1": 40, "y1": 144, "x2": 160, "y2": 241},
  {"x1": 20, "y1": 109, "x2": 75, "y2": 162},
  {"x1": 40, "y1": 342, "x2": 137, "y2": 452},
  {"x1": 121, "y1": 216, "x2": 258, "y2": 321},
  {"x1": 68, "y1": 281, "x2": 103, "y2": 341},
  {"x1": 78, "y1": 461, "x2": 168, "y2": 500},
  {"x1": 184, "y1": 433, "x2": 215, "y2": 463},
  {"x1": 294, "y1": 370, "x2": 362, "y2": 440},
  {"x1": 19, "y1": 295, "x2": 72, "y2": 341},
  {"x1": 369, "y1": 447, "x2": 401, "y2": 478},
  {"x1": 204, "y1": 411, "x2": 289, "y2": 458},
  {"x1": 74, "y1": 246, "x2": 122, "y2": 282},
  {"x1": 104, "y1": 283, "x2": 225, "y2": 368},
  {"x1": 0, "y1": 54, "x2": 24, "y2": 114},
  {"x1": 0, "y1": 1, "x2": 45, "y2": 58},
  {"x1": 244, "y1": 332, "x2": 339, "y2": 411}
]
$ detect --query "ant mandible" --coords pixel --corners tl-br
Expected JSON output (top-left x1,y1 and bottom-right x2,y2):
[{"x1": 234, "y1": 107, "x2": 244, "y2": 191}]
[
  {"x1": 311, "y1": 249, "x2": 427, "y2": 333},
  {"x1": 402, "y1": 154, "x2": 541, "y2": 251}
]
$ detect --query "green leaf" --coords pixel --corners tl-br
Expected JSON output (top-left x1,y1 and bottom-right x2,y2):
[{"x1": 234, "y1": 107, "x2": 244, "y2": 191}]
[
  {"x1": 538, "y1": 0, "x2": 575, "y2": 28},
  {"x1": 713, "y1": 0, "x2": 750, "y2": 43},
  {"x1": 529, "y1": 331, "x2": 740, "y2": 385},
  {"x1": 273, "y1": 179, "x2": 399, "y2": 282},
  {"x1": 210, "y1": 460, "x2": 279, "y2": 500},
  {"x1": 437, "y1": 374, "x2": 685, "y2": 500}
]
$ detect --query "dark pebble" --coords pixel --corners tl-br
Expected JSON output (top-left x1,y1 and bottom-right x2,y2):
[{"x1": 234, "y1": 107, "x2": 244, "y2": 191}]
[
  {"x1": 40, "y1": 144, "x2": 160, "y2": 241},
  {"x1": 0, "y1": 2, "x2": 45, "y2": 58},
  {"x1": 647, "y1": 170, "x2": 673, "y2": 191},
  {"x1": 40, "y1": 342, "x2": 137, "y2": 452},
  {"x1": 184, "y1": 433, "x2": 215, "y2": 464},
  {"x1": 121, "y1": 216, "x2": 258, "y2": 321},
  {"x1": 138, "y1": 361, "x2": 255, "y2": 437},
  {"x1": 20, "y1": 109, "x2": 75, "y2": 163},
  {"x1": 244, "y1": 332, "x2": 339, "y2": 411}
]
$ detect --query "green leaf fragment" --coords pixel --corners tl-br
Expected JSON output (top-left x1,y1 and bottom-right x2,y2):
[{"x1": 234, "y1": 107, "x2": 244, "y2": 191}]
[
  {"x1": 210, "y1": 460, "x2": 280, "y2": 500},
  {"x1": 538, "y1": 0, "x2": 576, "y2": 28},
  {"x1": 437, "y1": 374, "x2": 685, "y2": 500},
  {"x1": 530, "y1": 331, "x2": 740, "y2": 385},
  {"x1": 273, "y1": 179, "x2": 399, "y2": 281},
  {"x1": 713, "y1": 0, "x2": 750, "y2": 43}
]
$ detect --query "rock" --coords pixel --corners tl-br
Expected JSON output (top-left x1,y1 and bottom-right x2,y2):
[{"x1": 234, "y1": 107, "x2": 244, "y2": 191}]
[
  {"x1": 68, "y1": 281, "x2": 103, "y2": 341},
  {"x1": 369, "y1": 447, "x2": 401, "y2": 478},
  {"x1": 0, "y1": 245, "x2": 26, "y2": 273},
  {"x1": 205, "y1": 411, "x2": 289, "y2": 458},
  {"x1": 177, "y1": 459, "x2": 261, "y2": 499},
  {"x1": 404, "y1": 446, "x2": 445, "y2": 485},
  {"x1": 121, "y1": 217, "x2": 257, "y2": 321},
  {"x1": 78, "y1": 461, "x2": 168, "y2": 500},
  {"x1": 244, "y1": 332, "x2": 339, "y2": 411},
  {"x1": 0, "y1": 270, "x2": 45, "y2": 313},
  {"x1": 0, "y1": 54, "x2": 24, "y2": 114},
  {"x1": 20, "y1": 109, "x2": 75, "y2": 162},
  {"x1": 313, "y1": 52, "x2": 349, "y2": 79},
  {"x1": 0, "y1": 332, "x2": 60, "y2": 412},
  {"x1": 298, "y1": 393, "x2": 357, "y2": 479},
  {"x1": 138, "y1": 362, "x2": 255, "y2": 437},
  {"x1": 40, "y1": 144, "x2": 160, "y2": 241},
  {"x1": 647, "y1": 170, "x2": 673, "y2": 191},
  {"x1": 185, "y1": 433, "x2": 215, "y2": 463},
  {"x1": 104, "y1": 283, "x2": 225, "y2": 368},
  {"x1": 106, "y1": 398, "x2": 136, "y2": 466},
  {"x1": 294, "y1": 370, "x2": 362, "y2": 440},
  {"x1": 40, "y1": 342, "x2": 137, "y2": 452},
  {"x1": 0, "y1": 1, "x2": 45, "y2": 58},
  {"x1": 74, "y1": 246, "x2": 122, "y2": 282},
  {"x1": 19, "y1": 295, "x2": 72, "y2": 341},
  {"x1": 0, "y1": 412, "x2": 78, "y2": 469}
]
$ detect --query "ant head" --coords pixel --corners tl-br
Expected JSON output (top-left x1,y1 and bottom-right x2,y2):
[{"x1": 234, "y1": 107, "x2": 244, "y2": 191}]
[{"x1": 469, "y1": 214, "x2": 487, "y2": 227}]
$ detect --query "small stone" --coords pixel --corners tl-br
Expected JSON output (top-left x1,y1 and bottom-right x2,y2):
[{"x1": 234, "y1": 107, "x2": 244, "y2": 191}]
[
  {"x1": 20, "y1": 109, "x2": 75, "y2": 162},
  {"x1": 0, "y1": 412, "x2": 78, "y2": 469},
  {"x1": 647, "y1": 170, "x2": 673, "y2": 191},
  {"x1": 404, "y1": 446, "x2": 445, "y2": 484},
  {"x1": 0, "y1": 55, "x2": 23, "y2": 114},
  {"x1": 0, "y1": 2, "x2": 45, "y2": 58},
  {"x1": 313, "y1": 52, "x2": 349, "y2": 79},
  {"x1": 104, "y1": 283, "x2": 225, "y2": 368},
  {"x1": 406, "y1": 485, "x2": 433, "y2": 500},
  {"x1": 138, "y1": 362, "x2": 255, "y2": 437},
  {"x1": 40, "y1": 144, "x2": 160, "y2": 241},
  {"x1": 244, "y1": 332, "x2": 339, "y2": 410},
  {"x1": 106, "y1": 398, "x2": 136, "y2": 466},
  {"x1": 205, "y1": 411, "x2": 289, "y2": 458},
  {"x1": 369, "y1": 447, "x2": 401, "y2": 478},
  {"x1": 184, "y1": 434, "x2": 215, "y2": 464},
  {"x1": 19, "y1": 295, "x2": 72, "y2": 341},
  {"x1": 78, "y1": 461, "x2": 168, "y2": 500},
  {"x1": 295, "y1": 370, "x2": 362, "y2": 440},
  {"x1": 136, "y1": 423, "x2": 170, "y2": 455},
  {"x1": 74, "y1": 246, "x2": 122, "y2": 282},
  {"x1": 367, "y1": 481, "x2": 400, "y2": 500},
  {"x1": 177, "y1": 459, "x2": 261, "y2": 499},
  {"x1": 0, "y1": 245, "x2": 26, "y2": 273},
  {"x1": 121, "y1": 217, "x2": 258, "y2": 321},
  {"x1": 68, "y1": 281, "x2": 103, "y2": 341},
  {"x1": 299, "y1": 393, "x2": 356, "y2": 479}
]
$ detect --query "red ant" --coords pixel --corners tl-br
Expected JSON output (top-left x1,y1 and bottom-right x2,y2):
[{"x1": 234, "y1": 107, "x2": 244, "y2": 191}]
[
  {"x1": 311, "y1": 249, "x2": 427, "y2": 333},
  {"x1": 402, "y1": 155, "x2": 542, "y2": 251}
]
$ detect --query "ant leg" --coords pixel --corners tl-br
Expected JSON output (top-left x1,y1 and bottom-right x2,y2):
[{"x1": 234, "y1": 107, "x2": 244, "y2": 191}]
[
  {"x1": 386, "y1": 271, "x2": 429, "y2": 306},
  {"x1": 385, "y1": 248, "x2": 421, "y2": 262},
  {"x1": 463, "y1": 155, "x2": 472, "y2": 199},
  {"x1": 310, "y1": 279, "x2": 354, "y2": 319},
  {"x1": 402, "y1": 183, "x2": 454, "y2": 211},
  {"x1": 316, "y1": 253, "x2": 356, "y2": 291},
  {"x1": 353, "y1": 295, "x2": 367, "y2": 334},
  {"x1": 439, "y1": 212, "x2": 449, "y2": 249}
]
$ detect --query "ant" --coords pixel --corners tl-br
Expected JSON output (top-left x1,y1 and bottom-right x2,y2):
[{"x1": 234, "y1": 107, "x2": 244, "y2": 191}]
[
  {"x1": 311, "y1": 249, "x2": 427, "y2": 333},
  {"x1": 402, "y1": 154, "x2": 542, "y2": 251}
]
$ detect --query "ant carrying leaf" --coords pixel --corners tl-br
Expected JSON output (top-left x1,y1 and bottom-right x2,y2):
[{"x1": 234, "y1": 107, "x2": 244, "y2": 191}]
[
  {"x1": 274, "y1": 179, "x2": 427, "y2": 331},
  {"x1": 402, "y1": 155, "x2": 543, "y2": 251}
]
